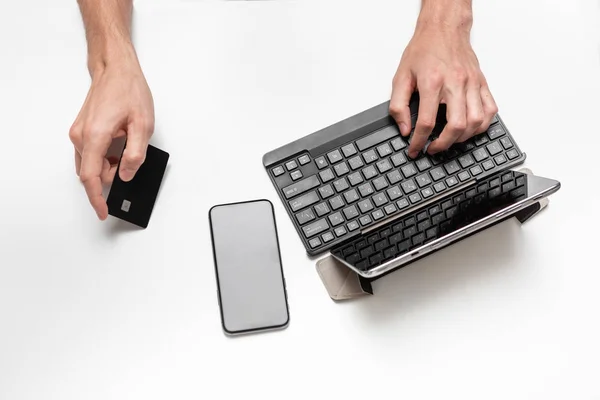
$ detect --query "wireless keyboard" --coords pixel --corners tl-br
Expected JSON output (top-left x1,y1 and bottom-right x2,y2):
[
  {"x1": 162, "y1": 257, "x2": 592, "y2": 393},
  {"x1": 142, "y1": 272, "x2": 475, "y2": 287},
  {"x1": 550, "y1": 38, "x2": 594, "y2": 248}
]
[
  {"x1": 330, "y1": 170, "x2": 528, "y2": 272},
  {"x1": 263, "y1": 93, "x2": 526, "y2": 256}
]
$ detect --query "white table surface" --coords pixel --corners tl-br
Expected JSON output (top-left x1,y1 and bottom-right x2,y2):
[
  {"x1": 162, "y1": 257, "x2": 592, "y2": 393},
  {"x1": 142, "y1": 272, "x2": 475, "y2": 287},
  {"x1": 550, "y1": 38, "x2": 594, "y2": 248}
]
[{"x1": 1, "y1": 1, "x2": 600, "y2": 399}]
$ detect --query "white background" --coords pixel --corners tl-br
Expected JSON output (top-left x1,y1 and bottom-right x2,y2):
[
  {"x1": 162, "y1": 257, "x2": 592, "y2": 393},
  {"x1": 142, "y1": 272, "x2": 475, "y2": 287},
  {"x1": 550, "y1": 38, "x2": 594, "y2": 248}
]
[{"x1": 1, "y1": 1, "x2": 600, "y2": 399}]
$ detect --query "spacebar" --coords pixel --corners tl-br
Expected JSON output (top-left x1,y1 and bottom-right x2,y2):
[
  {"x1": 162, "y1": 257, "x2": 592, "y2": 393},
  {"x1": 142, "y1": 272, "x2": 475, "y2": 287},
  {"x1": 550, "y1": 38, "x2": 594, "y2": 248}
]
[{"x1": 355, "y1": 125, "x2": 399, "y2": 151}]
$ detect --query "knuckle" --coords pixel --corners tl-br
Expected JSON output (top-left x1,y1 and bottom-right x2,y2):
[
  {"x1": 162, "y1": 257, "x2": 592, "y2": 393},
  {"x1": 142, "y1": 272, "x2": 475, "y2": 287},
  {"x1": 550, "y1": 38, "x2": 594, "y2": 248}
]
[
  {"x1": 389, "y1": 103, "x2": 402, "y2": 118},
  {"x1": 125, "y1": 150, "x2": 145, "y2": 166},
  {"x1": 453, "y1": 68, "x2": 468, "y2": 85},
  {"x1": 469, "y1": 112, "x2": 485, "y2": 128},
  {"x1": 417, "y1": 118, "x2": 435, "y2": 131},
  {"x1": 448, "y1": 118, "x2": 467, "y2": 133},
  {"x1": 68, "y1": 124, "x2": 80, "y2": 143}
]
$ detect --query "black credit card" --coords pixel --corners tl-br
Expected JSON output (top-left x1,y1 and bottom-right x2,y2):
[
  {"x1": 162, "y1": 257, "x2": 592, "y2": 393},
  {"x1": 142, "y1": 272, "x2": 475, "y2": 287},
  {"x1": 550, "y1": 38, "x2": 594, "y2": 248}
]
[{"x1": 106, "y1": 144, "x2": 170, "y2": 228}]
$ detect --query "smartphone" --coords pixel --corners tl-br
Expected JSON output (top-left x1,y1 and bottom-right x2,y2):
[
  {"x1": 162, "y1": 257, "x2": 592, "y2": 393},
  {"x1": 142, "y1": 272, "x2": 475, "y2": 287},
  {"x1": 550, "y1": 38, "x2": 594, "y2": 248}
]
[{"x1": 208, "y1": 199, "x2": 290, "y2": 336}]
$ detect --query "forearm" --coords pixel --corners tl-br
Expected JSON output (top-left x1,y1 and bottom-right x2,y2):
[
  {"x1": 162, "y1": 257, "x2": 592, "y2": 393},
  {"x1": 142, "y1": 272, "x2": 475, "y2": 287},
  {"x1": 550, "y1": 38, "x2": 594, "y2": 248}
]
[
  {"x1": 417, "y1": 0, "x2": 473, "y2": 34},
  {"x1": 77, "y1": 0, "x2": 137, "y2": 77}
]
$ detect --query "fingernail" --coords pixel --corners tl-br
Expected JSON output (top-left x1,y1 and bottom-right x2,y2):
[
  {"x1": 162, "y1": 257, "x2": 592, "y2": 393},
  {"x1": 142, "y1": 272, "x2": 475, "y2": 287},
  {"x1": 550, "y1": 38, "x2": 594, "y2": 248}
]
[
  {"x1": 120, "y1": 168, "x2": 135, "y2": 181},
  {"x1": 399, "y1": 122, "x2": 408, "y2": 136}
]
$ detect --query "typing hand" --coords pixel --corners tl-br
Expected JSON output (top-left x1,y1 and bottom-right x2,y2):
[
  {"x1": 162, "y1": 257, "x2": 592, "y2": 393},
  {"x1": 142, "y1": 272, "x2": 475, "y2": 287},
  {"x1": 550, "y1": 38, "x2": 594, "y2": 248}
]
[
  {"x1": 69, "y1": 52, "x2": 154, "y2": 220},
  {"x1": 389, "y1": 21, "x2": 498, "y2": 159}
]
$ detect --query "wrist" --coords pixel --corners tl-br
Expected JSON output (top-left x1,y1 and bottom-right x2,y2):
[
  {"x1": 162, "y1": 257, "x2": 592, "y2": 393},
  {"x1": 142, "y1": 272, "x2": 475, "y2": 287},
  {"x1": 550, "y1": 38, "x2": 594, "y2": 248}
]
[
  {"x1": 416, "y1": 4, "x2": 473, "y2": 37},
  {"x1": 88, "y1": 36, "x2": 139, "y2": 79}
]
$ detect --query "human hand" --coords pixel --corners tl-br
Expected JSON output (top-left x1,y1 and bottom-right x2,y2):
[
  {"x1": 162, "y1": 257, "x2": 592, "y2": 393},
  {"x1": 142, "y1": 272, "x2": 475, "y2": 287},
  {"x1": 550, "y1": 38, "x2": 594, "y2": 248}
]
[
  {"x1": 390, "y1": 18, "x2": 498, "y2": 159},
  {"x1": 69, "y1": 48, "x2": 154, "y2": 220}
]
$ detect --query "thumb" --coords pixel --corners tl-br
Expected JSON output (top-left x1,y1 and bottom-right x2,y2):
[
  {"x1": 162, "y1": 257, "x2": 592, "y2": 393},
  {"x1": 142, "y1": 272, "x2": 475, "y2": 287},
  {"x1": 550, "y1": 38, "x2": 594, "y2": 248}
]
[
  {"x1": 389, "y1": 73, "x2": 415, "y2": 137},
  {"x1": 119, "y1": 119, "x2": 151, "y2": 182}
]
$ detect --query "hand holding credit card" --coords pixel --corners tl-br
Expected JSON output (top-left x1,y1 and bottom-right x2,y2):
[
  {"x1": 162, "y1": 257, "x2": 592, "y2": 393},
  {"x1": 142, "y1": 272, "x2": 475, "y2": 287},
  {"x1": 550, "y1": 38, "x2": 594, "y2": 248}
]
[{"x1": 106, "y1": 143, "x2": 170, "y2": 228}]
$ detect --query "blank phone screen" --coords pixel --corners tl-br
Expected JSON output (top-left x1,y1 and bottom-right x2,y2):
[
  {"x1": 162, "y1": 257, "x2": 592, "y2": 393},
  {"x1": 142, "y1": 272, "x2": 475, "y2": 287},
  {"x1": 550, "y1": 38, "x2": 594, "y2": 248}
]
[{"x1": 209, "y1": 200, "x2": 289, "y2": 335}]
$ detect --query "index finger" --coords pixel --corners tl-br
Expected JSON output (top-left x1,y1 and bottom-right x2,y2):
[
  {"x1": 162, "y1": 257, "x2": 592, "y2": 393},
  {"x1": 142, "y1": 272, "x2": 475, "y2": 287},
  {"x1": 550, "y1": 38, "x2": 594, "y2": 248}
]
[
  {"x1": 409, "y1": 89, "x2": 441, "y2": 158},
  {"x1": 80, "y1": 141, "x2": 109, "y2": 220}
]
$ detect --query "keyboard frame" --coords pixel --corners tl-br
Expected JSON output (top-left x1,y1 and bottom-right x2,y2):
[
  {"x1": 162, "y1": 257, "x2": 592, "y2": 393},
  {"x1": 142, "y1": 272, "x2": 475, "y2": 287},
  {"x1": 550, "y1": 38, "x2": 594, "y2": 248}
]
[{"x1": 263, "y1": 96, "x2": 527, "y2": 257}]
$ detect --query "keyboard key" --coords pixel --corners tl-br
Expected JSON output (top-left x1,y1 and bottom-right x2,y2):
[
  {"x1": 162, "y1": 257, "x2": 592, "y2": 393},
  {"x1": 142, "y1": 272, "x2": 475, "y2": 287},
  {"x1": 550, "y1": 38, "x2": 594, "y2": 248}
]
[
  {"x1": 334, "y1": 162, "x2": 350, "y2": 176},
  {"x1": 404, "y1": 225, "x2": 417, "y2": 238},
  {"x1": 296, "y1": 209, "x2": 316, "y2": 225},
  {"x1": 383, "y1": 246, "x2": 396, "y2": 260},
  {"x1": 446, "y1": 206, "x2": 458, "y2": 218},
  {"x1": 319, "y1": 184, "x2": 335, "y2": 199},
  {"x1": 347, "y1": 221, "x2": 360, "y2": 231},
  {"x1": 503, "y1": 180, "x2": 516, "y2": 192},
  {"x1": 482, "y1": 160, "x2": 495, "y2": 171},
  {"x1": 416, "y1": 158, "x2": 432, "y2": 172},
  {"x1": 472, "y1": 148, "x2": 488, "y2": 162},
  {"x1": 361, "y1": 166, "x2": 376, "y2": 180},
  {"x1": 291, "y1": 170, "x2": 303, "y2": 181},
  {"x1": 372, "y1": 192, "x2": 388, "y2": 207},
  {"x1": 486, "y1": 141, "x2": 502, "y2": 156},
  {"x1": 444, "y1": 160, "x2": 461, "y2": 175},
  {"x1": 329, "y1": 196, "x2": 345, "y2": 210},
  {"x1": 363, "y1": 150, "x2": 379, "y2": 165},
  {"x1": 327, "y1": 149, "x2": 343, "y2": 164},
  {"x1": 387, "y1": 186, "x2": 402, "y2": 201},
  {"x1": 344, "y1": 189, "x2": 360, "y2": 204},
  {"x1": 356, "y1": 125, "x2": 399, "y2": 151},
  {"x1": 409, "y1": 193, "x2": 421, "y2": 204},
  {"x1": 405, "y1": 216, "x2": 416, "y2": 227},
  {"x1": 315, "y1": 156, "x2": 328, "y2": 169},
  {"x1": 333, "y1": 178, "x2": 349, "y2": 193},
  {"x1": 489, "y1": 187, "x2": 501, "y2": 199},
  {"x1": 418, "y1": 219, "x2": 431, "y2": 231},
  {"x1": 391, "y1": 153, "x2": 407, "y2": 167},
  {"x1": 490, "y1": 177, "x2": 500, "y2": 187},
  {"x1": 417, "y1": 211, "x2": 428, "y2": 221},
  {"x1": 433, "y1": 182, "x2": 446, "y2": 193},
  {"x1": 347, "y1": 172, "x2": 364, "y2": 186},
  {"x1": 398, "y1": 240, "x2": 411, "y2": 253},
  {"x1": 458, "y1": 154, "x2": 475, "y2": 168},
  {"x1": 458, "y1": 171, "x2": 470, "y2": 182},
  {"x1": 302, "y1": 219, "x2": 329, "y2": 238},
  {"x1": 286, "y1": 160, "x2": 298, "y2": 170},
  {"x1": 466, "y1": 189, "x2": 477, "y2": 198},
  {"x1": 319, "y1": 168, "x2": 335, "y2": 183},
  {"x1": 430, "y1": 167, "x2": 446, "y2": 181},
  {"x1": 401, "y1": 179, "x2": 418, "y2": 194},
  {"x1": 309, "y1": 237, "x2": 322, "y2": 248},
  {"x1": 372, "y1": 177, "x2": 389, "y2": 191},
  {"x1": 397, "y1": 198, "x2": 410, "y2": 210},
  {"x1": 430, "y1": 153, "x2": 445, "y2": 165},
  {"x1": 358, "y1": 199, "x2": 374, "y2": 213},
  {"x1": 470, "y1": 165, "x2": 483, "y2": 176},
  {"x1": 343, "y1": 205, "x2": 359, "y2": 219},
  {"x1": 384, "y1": 204, "x2": 397, "y2": 215},
  {"x1": 372, "y1": 209, "x2": 385, "y2": 220},
  {"x1": 283, "y1": 175, "x2": 320, "y2": 199},
  {"x1": 359, "y1": 215, "x2": 372, "y2": 226},
  {"x1": 387, "y1": 170, "x2": 402, "y2": 184},
  {"x1": 314, "y1": 202, "x2": 330, "y2": 217},
  {"x1": 488, "y1": 125, "x2": 506, "y2": 140},
  {"x1": 446, "y1": 177, "x2": 459, "y2": 187},
  {"x1": 348, "y1": 156, "x2": 364, "y2": 170},
  {"x1": 272, "y1": 166, "x2": 285, "y2": 176},
  {"x1": 377, "y1": 143, "x2": 393, "y2": 157},
  {"x1": 502, "y1": 172, "x2": 513, "y2": 181},
  {"x1": 328, "y1": 212, "x2": 344, "y2": 227},
  {"x1": 289, "y1": 191, "x2": 320, "y2": 212},
  {"x1": 415, "y1": 173, "x2": 432, "y2": 188},
  {"x1": 391, "y1": 137, "x2": 407, "y2": 151},
  {"x1": 474, "y1": 134, "x2": 489, "y2": 146},
  {"x1": 376, "y1": 159, "x2": 392, "y2": 174},
  {"x1": 401, "y1": 163, "x2": 417, "y2": 178},
  {"x1": 429, "y1": 205, "x2": 441, "y2": 215},
  {"x1": 432, "y1": 213, "x2": 444, "y2": 225},
  {"x1": 426, "y1": 227, "x2": 438, "y2": 239},
  {"x1": 494, "y1": 155, "x2": 507, "y2": 165},
  {"x1": 507, "y1": 149, "x2": 519, "y2": 160},
  {"x1": 358, "y1": 183, "x2": 374, "y2": 197},
  {"x1": 500, "y1": 137, "x2": 513, "y2": 149},
  {"x1": 322, "y1": 232, "x2": 335, "y2": 243},
  {"x1": 413, "y1": 233, "x2": 425, "y2": 246},
  {"x1": 421, "y1": 187, "x2": 434, "y2": 198},
  {"x1": 334, "y1": 226, "x2": 347, "y2": 237},
  {"x1": 298, "y1": 155, "x2": 311, "y2": 166},
  {"x1": 341, "y1": 143, "x2": 357, "y2": 158}
]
